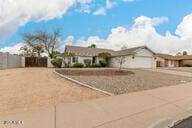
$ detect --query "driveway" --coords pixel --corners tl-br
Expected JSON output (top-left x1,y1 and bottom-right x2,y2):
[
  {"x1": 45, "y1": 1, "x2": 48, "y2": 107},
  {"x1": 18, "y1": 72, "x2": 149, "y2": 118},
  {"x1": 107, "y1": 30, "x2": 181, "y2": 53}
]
[{"x1": 0, "y1": 68, "x2": 106, "y2": 114}]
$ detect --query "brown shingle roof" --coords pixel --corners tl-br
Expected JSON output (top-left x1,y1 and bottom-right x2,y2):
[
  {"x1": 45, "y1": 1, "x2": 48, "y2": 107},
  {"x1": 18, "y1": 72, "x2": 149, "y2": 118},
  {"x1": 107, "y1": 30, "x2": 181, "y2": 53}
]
[
  {"x1": 65, "y1": 45, "x2": 115, "y2": 57},
  {"x1": 176, "y1": 55, "x2": 192, "y2": 60},
  {"x1": 156, "y1": 53, "x2": 176, "y2": 60},
  {"x1": 65, "y1": 45, "x2": 155, "y2": 57},
  {"x1": 157, "y1": 54, "x2": 192, "y2": 60}
]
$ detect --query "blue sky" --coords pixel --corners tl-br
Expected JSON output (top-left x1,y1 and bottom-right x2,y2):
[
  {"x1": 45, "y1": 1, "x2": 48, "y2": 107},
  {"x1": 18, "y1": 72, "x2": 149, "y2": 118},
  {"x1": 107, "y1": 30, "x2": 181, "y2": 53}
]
[{"x1": 0, "y1": 0, "x2": 192, "y2": 54}]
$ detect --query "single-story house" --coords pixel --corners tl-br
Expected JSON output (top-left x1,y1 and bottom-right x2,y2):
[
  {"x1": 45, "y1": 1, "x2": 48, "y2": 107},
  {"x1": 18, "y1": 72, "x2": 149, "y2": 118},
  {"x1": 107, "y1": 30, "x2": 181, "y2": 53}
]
[
  {"x1": 156, "y1": 53, "x2": 192, "y2": 67},
  {"x1": 64, "y1": 45, "x2": 157, "y2": 68}
]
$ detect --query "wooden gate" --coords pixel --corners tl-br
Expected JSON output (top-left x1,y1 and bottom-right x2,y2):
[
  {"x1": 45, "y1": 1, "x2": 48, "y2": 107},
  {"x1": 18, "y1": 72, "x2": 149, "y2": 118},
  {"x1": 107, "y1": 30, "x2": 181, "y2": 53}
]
[{"x1": 25, "y1": 57, "x2": 48, "y2": 67}]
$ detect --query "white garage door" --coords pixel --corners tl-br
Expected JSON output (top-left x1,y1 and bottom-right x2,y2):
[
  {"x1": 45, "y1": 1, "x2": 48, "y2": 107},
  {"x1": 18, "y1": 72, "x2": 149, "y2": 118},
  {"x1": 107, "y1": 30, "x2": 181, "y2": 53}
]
[{"x1": 130, "y1": 56, "x2": 153, "y2": 68}]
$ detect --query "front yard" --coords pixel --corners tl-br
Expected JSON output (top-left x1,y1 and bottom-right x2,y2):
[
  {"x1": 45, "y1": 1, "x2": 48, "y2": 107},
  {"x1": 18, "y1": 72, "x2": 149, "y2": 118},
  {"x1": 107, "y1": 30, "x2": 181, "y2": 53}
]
[
  {"x1": 56, "y1": 68, "x2": 192, "y2": 95},
  {"x1": 0, "y1": 68, "x2": 106, "y2": 114}
]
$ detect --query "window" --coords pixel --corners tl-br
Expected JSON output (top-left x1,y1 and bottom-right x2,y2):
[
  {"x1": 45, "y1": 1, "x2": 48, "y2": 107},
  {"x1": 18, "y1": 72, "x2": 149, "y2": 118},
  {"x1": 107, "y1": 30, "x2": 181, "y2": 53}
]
[
  {"x1": 72, "y1": 56, "x2": 78, "y2": 63},
  {"x1": 92, "y1": 56, "x2": 96, "y2": 64}
]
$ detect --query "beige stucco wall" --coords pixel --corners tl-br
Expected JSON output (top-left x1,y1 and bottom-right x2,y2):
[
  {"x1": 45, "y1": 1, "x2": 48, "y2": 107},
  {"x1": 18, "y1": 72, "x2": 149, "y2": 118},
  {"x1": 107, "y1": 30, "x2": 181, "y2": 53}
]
[
  {"x1": 156, "y1": 57, "x2": 165, "y2": 67},
  {"x1": 181, "y1": 60, "x2": 192, "y2": 66},
  {"x1": 109, "y1": 48, "x2": 156, "y2": 68},
  {"x1": 156, "y1": 57, "x2": 179, "y2": 67}
]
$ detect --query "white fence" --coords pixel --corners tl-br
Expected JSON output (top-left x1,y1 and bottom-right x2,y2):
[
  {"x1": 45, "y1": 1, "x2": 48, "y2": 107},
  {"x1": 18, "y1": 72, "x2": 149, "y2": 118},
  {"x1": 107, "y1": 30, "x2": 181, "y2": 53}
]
[{"x1": 0, "y1": 52, "x2": 25, "y2": 69}]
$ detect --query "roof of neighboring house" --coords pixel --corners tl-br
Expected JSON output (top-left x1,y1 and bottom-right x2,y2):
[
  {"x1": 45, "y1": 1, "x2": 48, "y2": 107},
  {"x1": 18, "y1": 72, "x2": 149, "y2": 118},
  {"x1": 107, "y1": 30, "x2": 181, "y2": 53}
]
[
  {"x1": 65, "y1": 45, "x2": 155, "y2": 57},
  {"x1": 176, "y1": 55, "x2": 192, "y2": 60},
  {"x1": 156, "y1": 53, "x2": 176, "y2": 60},
  {"x1": 157, "y1": 54, "x2": 192, "y2": 61}
]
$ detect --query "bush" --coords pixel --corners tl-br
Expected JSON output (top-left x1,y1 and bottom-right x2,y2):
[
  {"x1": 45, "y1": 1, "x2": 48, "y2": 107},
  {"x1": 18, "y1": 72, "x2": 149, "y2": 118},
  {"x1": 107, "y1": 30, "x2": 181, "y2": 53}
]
[
  {"x1": 51, "y1": 58, "x2": 62, "y2": 68},
  {"x1": 84, "y1": 59, "x2": 91, "y2": 67},
  {"x1": 91, "y1": 63, "x2": 102, "y2": 68},
  {"x1": 99, "y1": 60, "x2": 107, "y2": 67},
  {"x1": 183, "y1": 64, "x2": 192, "y2": 67},
  {"x1": 73, "y1": 63, "x2": 84, "y2": 68}
]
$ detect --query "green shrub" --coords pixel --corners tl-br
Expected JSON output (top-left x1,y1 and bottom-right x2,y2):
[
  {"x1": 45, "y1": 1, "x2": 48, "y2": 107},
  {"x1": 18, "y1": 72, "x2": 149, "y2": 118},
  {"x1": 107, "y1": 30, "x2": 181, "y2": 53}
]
[
  {"x1": 51, "y1": 58, "x2": 62, "y2": 68},
  {"x1": 99, "y1": 60, "x2": 107, "y2": 67},
  {"x1": 73, "y1": 63, "x2": 84, "y2": 68},
  {"x1": 84, "y1": 59, "x2": 91, "y2": 67},
  {"x1": 91, "y1": 63, "x2": 102, "y2": 68},
  {"x1": 183, "y1": 64, "x2": 192, "y2": 67}
]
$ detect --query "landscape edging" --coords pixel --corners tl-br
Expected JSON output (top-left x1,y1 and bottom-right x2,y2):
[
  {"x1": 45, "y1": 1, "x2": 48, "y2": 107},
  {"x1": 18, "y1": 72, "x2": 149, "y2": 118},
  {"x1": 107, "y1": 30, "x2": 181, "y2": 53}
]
[{"x1": 53, "y1": 69, "x2": 113, "y2": 96}]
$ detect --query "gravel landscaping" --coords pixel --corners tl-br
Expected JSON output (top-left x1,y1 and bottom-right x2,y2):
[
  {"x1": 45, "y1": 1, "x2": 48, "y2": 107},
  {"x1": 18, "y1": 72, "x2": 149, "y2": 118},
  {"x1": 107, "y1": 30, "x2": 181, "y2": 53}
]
[
  {"x1": 57, "y1": 68, "x2": 192, "y2": 95},
  {"x1": 56, "y1": 69, "x2": 134, "y2": 76},
  {"x1": 171, "y1": 116, "x2": 192, "y2": 128},
  {"x1": 165, "y1": 67, "x2": 192, "y2": 73}
]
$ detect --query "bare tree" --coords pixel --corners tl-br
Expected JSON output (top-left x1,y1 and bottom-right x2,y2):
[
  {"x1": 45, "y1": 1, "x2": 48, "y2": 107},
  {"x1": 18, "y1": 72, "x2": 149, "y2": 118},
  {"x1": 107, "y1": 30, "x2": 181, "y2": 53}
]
[
  {"x1": 22, "y1": 34, "x2": 44, "y2": 57},
  {"x1": 36, "y1": 29, "x2": 61, "y2": 58},
  {"x1": 116, "y1": 56, "x2": 126, "y2": 70},
  {"x1": 22, "y1": 29, "x2": 61, "y2": 57},
  {"x1": 19, "y1": 45, "x2": 33, "y2": 57}
]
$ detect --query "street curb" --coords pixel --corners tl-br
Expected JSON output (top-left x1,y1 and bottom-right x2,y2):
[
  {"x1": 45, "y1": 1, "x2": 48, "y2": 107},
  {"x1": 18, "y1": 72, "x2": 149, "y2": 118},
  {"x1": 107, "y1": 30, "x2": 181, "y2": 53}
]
[{"x1": 53, "y1": 69, "x2": 113, "y2": 96}]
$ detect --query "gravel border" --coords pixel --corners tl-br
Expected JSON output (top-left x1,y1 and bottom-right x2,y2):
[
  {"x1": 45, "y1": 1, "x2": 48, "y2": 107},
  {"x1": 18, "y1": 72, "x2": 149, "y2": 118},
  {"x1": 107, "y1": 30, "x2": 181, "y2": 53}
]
[{"x1": 53, "y1": 69, "x2": 113, "y2": 96}]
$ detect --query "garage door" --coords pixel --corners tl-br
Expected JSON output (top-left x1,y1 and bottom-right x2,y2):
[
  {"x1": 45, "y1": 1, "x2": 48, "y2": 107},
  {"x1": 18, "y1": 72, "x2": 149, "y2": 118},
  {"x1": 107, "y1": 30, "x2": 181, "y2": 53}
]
[{"x1": 130, "y1": 57, "x2": 153, "y2": 68}]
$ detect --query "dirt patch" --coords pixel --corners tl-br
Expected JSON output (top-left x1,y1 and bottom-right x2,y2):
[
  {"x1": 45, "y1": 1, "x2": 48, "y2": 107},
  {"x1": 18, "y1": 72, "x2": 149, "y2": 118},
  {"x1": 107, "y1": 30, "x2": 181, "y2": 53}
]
[
  {"x1": 57, "y1": 69, "x2": 192, "y2": 95},
  {"x1": 0, "y1": 68, "x2": 106, "y2": 115},
  {"x1": 56, "y1": 69, "x2": 134, "y2": 76}
]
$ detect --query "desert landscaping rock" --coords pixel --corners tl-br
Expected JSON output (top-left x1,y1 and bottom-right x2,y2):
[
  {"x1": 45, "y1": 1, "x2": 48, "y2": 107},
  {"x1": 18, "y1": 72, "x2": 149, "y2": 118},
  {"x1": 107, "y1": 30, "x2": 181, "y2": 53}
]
[
  {"x1": 171, "y1": 116, "x2": 192, "y2": 128},
  {"x1": 56, "y1": 69, "x2": 134, "y2": 76},
  {"x1": 57, "y1": 69, "x2": 192, "y2": 95},
  {"x1": 0, "y1": 68, "x2": 106, "y2": 114}
]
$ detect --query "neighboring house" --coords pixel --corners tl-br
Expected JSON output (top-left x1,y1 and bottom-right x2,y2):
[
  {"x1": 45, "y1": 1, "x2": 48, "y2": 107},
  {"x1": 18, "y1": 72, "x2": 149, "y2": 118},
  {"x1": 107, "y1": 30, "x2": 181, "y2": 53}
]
[
  {"x1": 65, "y1": 45, "x2": 157, "y2": 68},
  {"x1": 156, "y1": 53, "x2": 192, "y2": 67}
]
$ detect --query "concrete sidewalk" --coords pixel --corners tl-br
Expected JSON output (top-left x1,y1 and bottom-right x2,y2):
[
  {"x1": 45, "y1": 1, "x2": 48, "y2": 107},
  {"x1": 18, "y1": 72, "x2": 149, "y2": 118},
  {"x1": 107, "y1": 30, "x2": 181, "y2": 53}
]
[{"x1": 1, "y1": 82, "x2": 192, "y2": 128}]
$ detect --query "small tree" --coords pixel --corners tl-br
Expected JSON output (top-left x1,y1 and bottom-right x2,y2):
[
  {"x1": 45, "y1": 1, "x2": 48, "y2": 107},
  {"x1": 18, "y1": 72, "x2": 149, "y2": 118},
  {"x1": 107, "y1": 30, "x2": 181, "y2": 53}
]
[
  {"x1": 84, "y1": 59, "x2": 91, "y2": 67},
  {"x1": 98, "y1": 52, "x2": 111, "y2": 67},
  {"x1": 59, "y1": 52, "x2": 75, "y2": 68},
  {"x1": 88, "y1": 44, "x2": 96, "y2": 48},
  {"x1": 49, "y1": 51, "x2": 60, "y2": 58},
  {"x1": 183, "y1": 51, "x2": 188, "y2": 55},
  {"x1": 116, "y1": 56, "x2": 126, "y2": 70}
]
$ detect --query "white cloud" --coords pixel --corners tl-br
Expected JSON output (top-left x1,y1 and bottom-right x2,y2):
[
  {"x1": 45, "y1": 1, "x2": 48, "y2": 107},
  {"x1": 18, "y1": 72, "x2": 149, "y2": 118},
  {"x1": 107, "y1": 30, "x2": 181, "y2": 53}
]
[
  {"x1": 74, "y1": 15, "x2": 192, "y2": 55},
  {"x1": 93, "y1": 0, "x2": 116, "y2": 16},
  {"x1": 134, "y1": 16, "x2": 168, "y2": 27},
  {"x1": 2, "y1": 14, "x2": 192, "y2": 55},
  {"x1": 76, "y1": 4, "x2": 91, "y2": 14},
  {"x1": 57, "y1": 36, "x2": 74, "y2": 52},
  {"x1": 106, "y1": 0, "x2": 116, "y2": 9},
  {"x1": 0, "y1": 0, "x2": 92, "y2": 41},
  {"x1": 0, "y1": 43, "x2": 24, "y2": 54},
  {"x1": 93, "y1": 7, "x2": 106, "y2": 15},
  {"x1": 176, "y1": 14, "x2": 192, "y2": 39}
]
